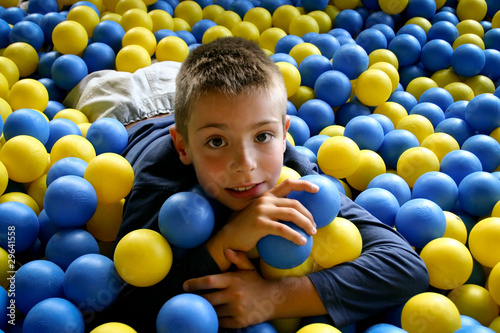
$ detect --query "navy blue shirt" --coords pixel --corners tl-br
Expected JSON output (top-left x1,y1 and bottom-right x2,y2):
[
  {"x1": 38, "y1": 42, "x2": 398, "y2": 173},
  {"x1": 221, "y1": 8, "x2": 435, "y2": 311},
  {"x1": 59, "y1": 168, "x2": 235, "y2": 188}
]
[{"x1": 89, "y1": 114, "x2": 429, "y2": 332}]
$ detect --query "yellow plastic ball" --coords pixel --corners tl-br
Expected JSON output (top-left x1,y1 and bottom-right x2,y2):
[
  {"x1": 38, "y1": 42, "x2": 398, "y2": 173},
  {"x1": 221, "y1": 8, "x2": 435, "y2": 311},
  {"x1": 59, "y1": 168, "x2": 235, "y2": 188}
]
[
  {"x1": 67, "y1": 5, "x2": 100, "y2": 38},
  {"x1": 27, "y1": 173, "x2": 47, "y2": 211},
  {"x1": 102, "y1": 0, "x2": 119, "y2": 12},
  {"x1": 0, "y1": 135, "x2": 48, "y2": 183},
  {"x1": 289, "y1": 42, "x2": 321, "y2": 67},
  {"x1": 493, "y1": 11, "x2": 500, "y2": 29},
  {"x1": 115, "y1": 45, "x2": 151, "y2": 73},
  {"x1": 9, "y1": 78, "x2": 48, "y2": 112},
  {"x1": 453, "y1": 33, "x2": 485, "y2": 50},
  {"x1": 260, "y1": 256, "x2": 315, "y2": 280},
  {"x1": 489, "y1": 316, "x2": 500, "y2": 332},
  {"x1": 86, "y1": 199, "x2": 124, "y2": 242},
  {"x1": 202, "y1": 25, "x2": 233, "y2": 44},
  {"x1": 456, "y1": 0, "x2": 488, "y2": 22},
  {"x1": 122, "y1": 26, "x2": 156, "y2": 57},
  {"x1": 101, "y1": 12, "x2": 122, "y2": 23},
  {"x1": 231, "y1": 21, "x2": 260, "y2": 43},
  {"x1": 488, "y1": 262, "x2": 500, "y2": 307},
  {"x1": 401, "y1": 292, "x2": 461, "y2": 333},
  {"x1": 258, "y1": 27, "x2": 287, "y2": 53},
  {"x1": 84, "y1": 153, "x2": 134, "y2": 203},
  {"x1": 156, "y1": 36, "x2": 189, "y2": 63},
  {"x1": 465, "y1": 75, "x2": 496, "y2": 96},
  {"x1": 312, "y1": 217, "x2": 362, "y2": 268},
  {"x1": 443, "y1": 211, "x2": 468, "y2": 245},
  {"x1": 319, "y1": 125, "x2": 344, "y2": 137},
  {"x1": 448, "y1": 284, "x2": 499, "y2": 326},
  {"x1": 90, "y1": 322, "x2": 137, "y2": 333},
  {"x1": 50, "y1": 134, "x2": 96, "y2": 164},
  {"x1": 120, "y1": 8, "x2": 153, "y2": 32},
  {"x1": 52, "y1": 21, "x2": 89, "y2": 55},
  {"x1": 0, "y1": 97, "x2": 11, "y2": 123},
  {"x1": 0, "y1": 72, "x2": 8, "y2": 101},
  {"x1": 172, "y1": 17, "x2": 191, "y2": 32},
  {"x1": 396, "y1": 146, "x2": 440, "y2": 188},
  {"x1": 0, "y1": 192, "x2": 40, "y2": 215},
  {"x1": 379, "y1": 0, "x2": 408, "y2": 14},
  {"x1": 288, "y1": 15, "x2": 319, "y2": 38},
  {"x1": 86, "y1": 0, "x2": 105, "y2": 12},
  {"x1": 0, "y1": 0, "x2": 18, "y2": 7},
  {"x1": 270, "y1": 318, "x2": 301, "y2": 333},
  {"x1": 0, "y1": 160, "x2": 7, "y2": 196},
  {"x1": 435, "y1": 0, "x2": 447, "y2": 9},
  {"x1": 276, "y1": 61, "x2": 301, "y2": 98},
  {"x1": 444, "y1": 82, "x2": 475, "y2": 102},
  {"x1": 369, "y1": 62, "x2": 399, "y2": 93},
  {"x1": 286, "y1": 131, "x2": 295, "y2": 146},
  {"x1": 469, "y1": 217, "x2": 500, "y2": 268},
  {"x1": 317, "y1": 136, "x2": 361, "y2": 179},
  {"x1": 53, "y1": 108, "x2": 89, "y2": 125},
  {"x1": 115, "y1": 0, "x2": 146, "y2": 14},
  {"x1": 333, "y1": 0, "x2": 360, "y2": 10},
  {"x1": 345, "y1": 149, "x2": 386, "y2": 191},
  {"x1": 457, "y1": 19, "x2": 484, "y2": 37},
  {"x1": 297, "y1": 323, "x2": 341, "y2": 333},
  {"x1": 396, "y1": 114, "x2": 434, "y2": 144},
  {"x1": 431, "y1": 68, "x2": 462, "y2": 88},
  {"x1": 114, "y1": 229, "x2": 173, "y2": 287},
  {"x1": 289, "y1": 85, "x2": 316, "y2": 109},
  {"x1": 406, "y1": 77, "x2": 438, "y2": 101},
  {"x1": 492, "y1": 199, "x2": 500, "y2": 217},
  {"x1": 243, "y1": 7, "x2": 272, "y2": 34},
  {"x1": 368, "y1": 48, "x2": 399, "y2": 70},
  {"x1": 324, "y1": 5, "x2": 340, "y2": 24},
  {"x1": 0, "y1": 246, "x2": 10, "y2": 289},
  {"x1": 373, "y1": 101, "x2": 408, "y2": 127},
  {"x1": 276, "y1": 165, "x2": 301, "y2": 185},
  {"x1": 405, "y1": 17, "x2": 432, "y2": 33},
  {"x1": 213, "y1": 10, "x2": 241, "y2": 30},
  {"x1": 420, "y1": 133, "x2": 460, "y2": 162},
  {"x1": 3, "y1": 42, "x2": 38, "y2": 78},
  {"x1": 174, "y1": 0, "x2": 203, "y2": 28},
  {"x1": 420, "y1": 237, "x2": 473, "y2": 290},
  {"x1": 272, "y1": 4, "x2": 301, "y2": 34},
  {"x1": 148, "y1": 9, "x2": 174, "y2": 32},
  {"x1": 203, "y1": 4, "x2": 225, "y2": 21},
  {"x1": 0, "y1": 56, "x2": 19, "y2": 88},
  {"x1": 78, "y1": 122, "x2": 91, "y2": 138},
  {"x1": 307, "y1": 11, "x2": 332, "y2": 34},
  {"x1": 354, "y1": 69, "x2": 393, "y2": 107}
]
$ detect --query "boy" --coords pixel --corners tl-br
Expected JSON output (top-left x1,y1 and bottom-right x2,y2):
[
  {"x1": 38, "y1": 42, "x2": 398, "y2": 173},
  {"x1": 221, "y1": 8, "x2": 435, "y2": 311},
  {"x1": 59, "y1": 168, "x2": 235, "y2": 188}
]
[{"x1": 90, "y1": 37, "x2": 428, "y2": 332}]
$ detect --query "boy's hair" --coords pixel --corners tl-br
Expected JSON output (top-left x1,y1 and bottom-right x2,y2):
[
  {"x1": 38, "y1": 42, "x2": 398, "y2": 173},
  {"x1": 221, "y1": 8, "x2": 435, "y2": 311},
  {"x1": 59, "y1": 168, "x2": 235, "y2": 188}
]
[{"x1": 174, "y1": 37, "x2": 288, "y2": 142}]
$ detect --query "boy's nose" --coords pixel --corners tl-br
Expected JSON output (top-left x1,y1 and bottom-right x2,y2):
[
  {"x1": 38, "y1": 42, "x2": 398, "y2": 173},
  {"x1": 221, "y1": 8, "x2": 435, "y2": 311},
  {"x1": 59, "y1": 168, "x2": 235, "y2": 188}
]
[{"x1": 229, "y1": 145, "x2": 257, "y2": 173}]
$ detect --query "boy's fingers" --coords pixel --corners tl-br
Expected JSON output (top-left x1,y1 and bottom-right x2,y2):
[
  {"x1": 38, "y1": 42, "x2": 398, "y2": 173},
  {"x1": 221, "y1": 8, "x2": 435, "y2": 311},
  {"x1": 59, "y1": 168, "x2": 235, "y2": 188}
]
[
  {"x1": 183, "y1": 274, "x2": 229, "y2": 293},
  {"x1": 270, "y1": 179, "x2": 319, "y2": 198},
  {"x1": 225, "y1": 249, "x2": 255, "y2": 271}
]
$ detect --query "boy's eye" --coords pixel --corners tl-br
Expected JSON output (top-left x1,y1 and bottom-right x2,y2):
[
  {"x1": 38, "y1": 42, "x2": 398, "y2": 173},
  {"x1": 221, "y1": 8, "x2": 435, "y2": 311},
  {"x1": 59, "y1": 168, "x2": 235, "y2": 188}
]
[
  {"x1": 255, "y1": 132, "x2": 273, "y2": 143},
  {"x1": 207, "y1": 137, "x2": 226, "y2": 148}
]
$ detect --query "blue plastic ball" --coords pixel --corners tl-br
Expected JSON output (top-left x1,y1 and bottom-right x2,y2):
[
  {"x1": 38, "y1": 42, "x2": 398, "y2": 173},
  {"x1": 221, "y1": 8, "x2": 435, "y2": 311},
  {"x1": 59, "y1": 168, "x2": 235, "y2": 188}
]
[
  {"x1": 303, "y1": 134, "x2": 329, "y2": 156},
  {"x1": 344, "y1": 115, "x2": 385, "y2": 151},
  {"x1": 411, "y1": 171, "x2": 458, "y2": 211},
  {"x1": 155, "y1": 29, "x2": 178, "y2": 43},
  {"x1": 28, "y1": 0, "x2": 59, "y2": 14},
  {"x1": 0, "y1": 7, "x2": 27, "y2": 25},
  {"x1": 431, "y1": 10, "x2": 459, "y2": 25},
  {"x1": 378, "y1": 129, "x2": 420, "y2": 170},
  {"x1": 461, "y1": 134, "x2": 500, "y2": 172},
  {"x1": 0, "y1": 19, "x2": 11, "y2": 49},
  {"x1": 240, "y1": 322, "x2": 278, "y2": 332},
  {"x1": 395, "y1": 198, "x2": 446, "y2": 248},
  {"x1": 92, "y1": 20, "x2": 125, "y2": 54},
  {"x1": 331, "y1": 43, "x2": 368, "y2": 80},
  {"x1": 335, "y1": 101, "x2": 371, "y2": 127},
  {"x1": 440, "y1": 149, "x2": 483, "y2": 186},
  {"x1": 435, "y1": 118, "x2": 474, "y2": 146},
  {"x1": 420, "y1": 39, "x2": 453, "y2": 72},
  {"x1": 38, "y1": 51, "x2": 62, "y2": 78},
  {"x1": 427, "y1": 21, "x2": 459, "y2": 45},
  {"x1": 275, "y1": 35, "x2": 304, "y2": 54},
  {"x1": 15, "y1": 260, "x2": 64, "y2": 315},
  {"x1": 328, "y1": 28, "x2": 351, "y2": 39},
  {"x1": 38, "y1": 78, "x2": 66, "y2": 102},
  {"x1": 23, "y1": 298, "x2": 85, "y2": 333},
  {"x1": 460, "y1": 315, "x2": 483, "y2": 327},
  {"x1": 336, "y1": 35, "x2": 355, "y2": 46},
  {"x1": 45, "y1": 118, "x2": 82, "y2": 152},
  {"x1": 355, "y1": 28, "x2": 387, "y2": 55},
  {"x1": 63, "y1": 253, "x2": 123, "y2": 312},
  {"x1": 149, "y1": 0, "x2": 174, "y2": 14},
  {"x1": 288, "y1": 115, "x2": 311, "y2": 146},
  {"x1": 301, "y1": 32, "x2": 320, "y2": 43},
  {"x1": 51, "y1": 54, "x2": 89, "y2": 91},
  {"x1": 409, "y1": 102, "x2": 445, "y2": 128},
  {"x1": 287, "y1": 174, "x2": 341, "y2": 229},
  {"x1": 387, "y1": 91, "x2": 418, "y2": 112},
  {"x1": 445, "y1": 100, "x2": 468, "y2": 120},
  {"x1": 481, "y1": 49, "x2": 500, "y2": 82},
  {"x1": 458, "y1": 171, "x2": 500, "y2": 217},
  {"x1": 156, "y1": 293, "x2": 218, "y2": 333},
  {"x1": 367, "y1": 173, "x2": 412, "y2": 206},
  {"x1": 70, "y1": 1, "x2": 101, "y2": 17},
  {"x1": 405, "y1": 0, "x2": 436, "y2": 19},
  {"x1": 398, "y1": 64, "x2": 429, "y2": 90},
  {"x1": 9, "y1": 20, "x2": 44, "y2": 51},
  {"x1": 45, "y1": 229, "x2": 99, "y2": 270},
  {"x1": 365, "y1": 11, "x2": 394, "y2": 29},
  {"x1": 82, "y1": 42, "x2": 115, "y2": 73},
  {"x1": 158, "y1": 192, "x2": 214, "y2": 249},
  {"x1": 333, "y1": 9, "x2": 363, "y2": 38},
  {"x1": 310, "y1": 34, "x2": 340, "y2": 60},
  {"x1": 298, "y1": 55, "x2": 332, "y2": 88},
  {"x1": 314, "y1": 70, "x2": 352, "y2": 107},
  {"x1": 368, "y1": 113, "x2": 394, "y2": 135},
  {"x1": 297, "y1": 98, "x2": 335, "y2": 136},
  {"x1": 301, "y1": 0, "x2": 328, "y2": 12},
  {"x1": 464, "y1": 93, "x2": 500, "y2": 135},
  {"x1": 270, "y1": 53, "x2": 298, "y2": 68},
  {"x1": 451, "y1": 44, "x2": 486, "y2": 78},
  {"x1": 0, "y1": 202, "x2": 38, "y2": 253},
  {"x1": 396, "y1": 24, "x2": 426, "y2": 47},
  {"x1": 193, "y1": 0, "x2": 213, "y2": 8},
  {"x1": 191, "y1": 19, "x2": 217, "y2": 44},
  {"x1": 38, "y1": 12, "x2": 66, "y2": 45},
  {"x1": 37, "y1": 209, "x2": 63, "y2": 245},
  {"x1": 86, "y1": 117, "x2": 128, "y2": 155},
  {"x1": 176, "y1": 30, "x2": 196, "y2": 45},
  {"x1": 44, "y1": 175, "x2": 98, "y2": 228},
  {"x1": 259, "y1": 0, "x2": 288, "y2": 14},
  {"x1": 46, "y1": 157, "x2": 88, "y2": 187},
  {"x1": 483, "y1": 27, "x2": 500, "y2": 51},
  {"x1": 3, "y1": 108, "x2": 50, "y2": 144},
  {"x1": 355, "y1": 187, "x2": 400, "y2": 227},
  {"x1": 295, "y1": 145, "x2": 317, "y2": 163},
  {"x1": 286, "y1": 100, "x2": 298, "y2": 116},
  {"x1": 454, "y1": 327, "x2": 495, "y2": 333},
  {"x1": 228, "y1": 0, "x2": 254, "y2": 18},
  {"x1": 388, "y1": 34, "x2": 422, "y2": 67},
  {"x1": 370, "y1": 23, "x2": 396, "y2": 44},
  {"x1": 419, "y1": 87, "x2": 454, "y2": 114}
]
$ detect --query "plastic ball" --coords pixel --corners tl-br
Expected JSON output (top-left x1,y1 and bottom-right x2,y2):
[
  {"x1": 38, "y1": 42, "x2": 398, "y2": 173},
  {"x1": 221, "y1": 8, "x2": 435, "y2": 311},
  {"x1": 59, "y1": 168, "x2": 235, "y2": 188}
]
[
  {"x1": 444, "y1": 100, "x2": 468, "y2": 120},
  {"x1": 114, "y1": 229, "x2": 173, "y2": 287},
  {"x1": 354, "y1": 68, "x2": 392, "y2": 107},
  {"x1": 456, "y1": 0, "x2": 487, "y2": 21},
  {"x1": 297, "y1": 98, "x2": 335, "y2": 136},
  {"x1": 354, "y1": 187, "x2": 399, "y2": 227},
  {"x1": 258, "y1": 27, "x2": 287, "y2": 52},
  {"x1": 92, "y1": 20, "x2": 126, "y2": 53},
  {"x1": 420, "y1": 132, "x2": 459, "y2": 162},
  {"x1": 298, "y1": 54, "x2": 332, "y2": 88},
  {"x1": 90, "y1": 322, "x2": 137, "y2": 333},
  {"x1": 368, "y1": 62, "x2": 399, "y2": 94},
  {"x1": 464, "y1": 94, "x2": 500, "y2": 135},
  {"x1": 317, "y1": 135, "x2": 360, "y2": 179},
  {"x1": 67, "y1": 5, "x2": 100, "y2": 38},
  {"x1": 459, "y1": 171, "x2": 500, "y2": 217},
  {"x1": 51, "y1": 54, "x2": 89, "y2": 90},
  {"x1": 9, "y1": 78, "x2": 48, "y2": 112},
  {"x1": 123, "y1": 26, "x2": 156, "y2": 57},
  {"x1": 120, "y1": 8, "x2": 153, "y2": 32},
  {"x1": 331, "y1": 43, "x2": 368, "y2": 80},
  {"x1": 86, "y1": 199, "x2": 123, "y2": 242},
  {"x1": 388, "y1": 34, "x2": 421, "y2": 67},
  {"x1": 420, "y1": 39, "x2": 453, "y2": 72},
  {"x1": 155, "y1": 35, "x2": 189, "y2": 63},
  {"x1": 345, "y1": 149, "x2": 386, "y2": 191},
  {"x1": 409, "y1": 102, "x2": 445, "y2": 129},
  {"x1": 469, "y1": 216, "x2": 500, "y2": 268},
  {"x1": 287, "y1": 115, "x2": 311, "y2": 146},
  {"x1": 81, "y1": 42, "x2": 115, "y2": 73},
  {"x1": 448, "y1": 284, "x2": 499, "y2": 326},
  {"x1": 343, "y1": 115, "x2": 384, "y2": 151},
  {"x1": 296, "y1": 323, "x2": 341, "y2": 333},
  {"x1": 0, "y1": 162, "x2": 7, "y2": 196},
  {"x1": 85, "y1": 118, "x2": 128, "y2": 155},
  {"x1": 275, "y1": 61, "x2": 301, "y2": 98},
  {"x1": 46, "y1": 157, "x2": 87, "y2": 187},
  {"x1": 9, "y1": 20, "x2": 44, "y2": 51},
  {"x1": 173, "y1": 0, "x2": 202, "y2": 28},
  {"x1": 333, "y1": 9, "x2": 363, "y2": 37},
  {"x1": 373, "y1": 101, "x2": 408, "y2": 127},
  {"x1": 465, "y1": 75, "x2": 495, "y2": 96},
  {"x1": 23, "y1": 298, "x2": 85, "y2": 333},
  {"x1": 230, "y1": 21, "x2": 260, "y2": 43},
  {"x1": 440, "y1": 150, "x2": 483, "y2": 187},
  {"x1": 364, "y1": 323, "x2": 406, "y2": 333},
  {"x1": 0, "y1": 135, "x2": 48, "y2": 183},
  {"x1": 52, "y1": 20, "x2": 88, "y2": 55},
  {"x1": 489, "y1": 262, "x2": 500, "y2": 308},
  {"x1": 2, "y1": 42, "x2": 37, "y2": 78},
  {"x1": 0, "y1": 201, "x2": 38, "y2": 252},
  {"x1": 419, "y1": 87, "x2": 455, "y2": 114},
  {"x1": 115, "y1": 44, "x2": 150, "y2": 73},
  {"x1": 367, "y1": 173, "x2": 412, "y2": 206},
  {"x1": 3, "y1": 108, "x2": 49, "y2": 144},
  {"x1": 435, "y1": 117, "x2": 474, "y2": 146},
  {"x1": 38, "y1": 77, "x2": 66, "y2": 103},
  {"x1": 190, "y1": 19, "x2": 216, "y2": 44},
  {"x1": 368, "y1": 48, "x2": 399, "y2": 69},
  {"x1": 401, "y1": 292, "x2": 461, "y2": 333},
  {"x1": 314, "y1": 70, "x2": 352, "y2": 108},
  {"x1": 45, "y1": 228, "x2": 99, "y2": 270},
  {"x1": 45, "y1": 118, "x2": 82, "y2": 153},
  {"x1": 427, "y1": 21, "x2": 459, "y2": 45},
  {"x1": 462, "y1": 134, "x2": 500, "y2": 172},
  {"x1": 243, "y1": 7, "x2": 272, "y2": 34},
  {"x1": 156, "y1": 293, "x2": 218, "y2": 333},
  {"x1": 451, "y1": 43, "x2": 486, "y2": 78}
]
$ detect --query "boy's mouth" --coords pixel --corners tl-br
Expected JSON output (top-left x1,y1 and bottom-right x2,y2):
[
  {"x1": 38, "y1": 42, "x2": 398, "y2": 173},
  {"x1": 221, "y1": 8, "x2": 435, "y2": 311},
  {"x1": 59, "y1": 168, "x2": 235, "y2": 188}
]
[
  {"x1": 225, "y1": 182, "x2": 264, "y2": 199},
  {"x1": 231, "y1": 185, "x2": 257, "y2": 192}
]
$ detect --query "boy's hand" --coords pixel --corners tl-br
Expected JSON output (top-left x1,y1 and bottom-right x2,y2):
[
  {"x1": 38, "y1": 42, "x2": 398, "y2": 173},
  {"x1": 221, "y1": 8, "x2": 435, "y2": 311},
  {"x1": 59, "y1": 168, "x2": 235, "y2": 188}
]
[{"x1": 183, "y1": 249, "x2": 279, "y2": 328}]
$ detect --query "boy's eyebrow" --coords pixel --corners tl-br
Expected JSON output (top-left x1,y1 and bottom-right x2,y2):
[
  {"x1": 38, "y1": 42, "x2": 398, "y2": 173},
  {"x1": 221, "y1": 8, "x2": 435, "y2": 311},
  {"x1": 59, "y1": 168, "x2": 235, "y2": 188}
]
[{"x1": 195, "y1": 119, "x2": 281, "y2": 132}]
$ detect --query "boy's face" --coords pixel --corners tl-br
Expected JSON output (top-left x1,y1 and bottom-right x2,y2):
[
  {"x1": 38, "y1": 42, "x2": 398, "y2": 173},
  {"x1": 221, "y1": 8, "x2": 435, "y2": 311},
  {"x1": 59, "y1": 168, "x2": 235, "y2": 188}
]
[{"x1": 171, "y1": 90, "x2": 290, "y2": 212}]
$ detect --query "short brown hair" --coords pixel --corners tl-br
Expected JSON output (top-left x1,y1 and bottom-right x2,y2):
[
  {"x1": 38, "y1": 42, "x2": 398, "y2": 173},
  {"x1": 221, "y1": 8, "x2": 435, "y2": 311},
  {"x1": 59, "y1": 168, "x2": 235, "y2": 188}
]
[{"x1": 174, "y1": 37, "x2": 287, "y2": 142}]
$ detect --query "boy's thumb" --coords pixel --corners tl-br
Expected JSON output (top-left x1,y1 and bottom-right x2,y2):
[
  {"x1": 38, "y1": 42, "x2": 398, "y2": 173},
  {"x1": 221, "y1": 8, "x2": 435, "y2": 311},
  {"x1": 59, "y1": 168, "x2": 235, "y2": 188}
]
[{"x1": 225, "y1": 248, "x2": 255, "y2": 271}]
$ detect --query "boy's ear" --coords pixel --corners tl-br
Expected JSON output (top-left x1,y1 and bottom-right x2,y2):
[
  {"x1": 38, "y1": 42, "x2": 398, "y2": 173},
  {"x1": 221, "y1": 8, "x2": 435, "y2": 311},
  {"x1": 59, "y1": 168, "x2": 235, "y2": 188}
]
[
  {"x1": 170, "y1": 125, "x2": 192, "y2": 165},
  {"x1": 283, "y1": 115, "x2": 291, "y2": 152}
]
